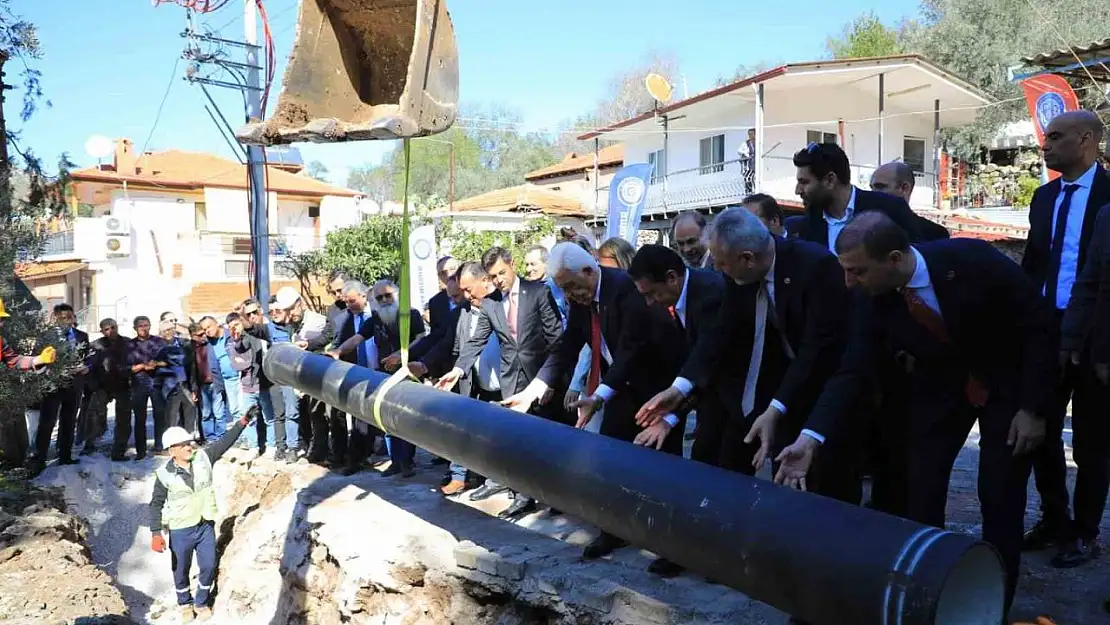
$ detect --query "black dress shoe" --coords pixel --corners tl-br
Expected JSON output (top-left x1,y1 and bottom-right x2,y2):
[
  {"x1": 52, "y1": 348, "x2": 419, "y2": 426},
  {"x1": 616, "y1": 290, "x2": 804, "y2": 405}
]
[
  {"x1": 1051, "y1": 539, "x2": 1101, "y2": 568},
  {"x1": 498, "y1": 497, "x2": 537, "y2": 520},
  {"x1": 340, "y1": 464, "x2": 361, "y2": 476},
  {"x1": 400, "y1": 464, "x2": 416, "y2": 478},
  {"x1": 381, "y1": 464, "x2": 403, "y2": 477},
  {"x1": 56, "y1": 458, "x2": 79, "y2": 466},
  {"x1": 647, "y1": 558, "x2": 684, "y2": 578},
  {"x1": 1023, "y1": 520, "x2": 1066, "y2": 551},
  {"x1": 468, "y1": 483, "x2": 510, "y2": 501},
  {"x1": 547, "y1": 507, "x2": 562, "y2": 516},
  {"x1": 582, "y1": 532, "x2": 628, "y2": 560}
]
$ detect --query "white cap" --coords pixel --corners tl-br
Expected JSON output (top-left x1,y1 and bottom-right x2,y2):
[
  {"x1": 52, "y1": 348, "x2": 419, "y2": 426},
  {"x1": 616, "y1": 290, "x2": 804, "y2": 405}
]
[
  {"x1": 161, "y1": 427, "x2": 194, "y2": 449},
  {"x1": 273, "y1": 286, "x2": 301, "y2": 310}
]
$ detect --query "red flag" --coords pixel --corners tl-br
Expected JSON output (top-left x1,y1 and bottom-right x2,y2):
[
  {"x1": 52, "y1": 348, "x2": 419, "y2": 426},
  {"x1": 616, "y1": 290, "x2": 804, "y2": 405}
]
[{"x1": 1020, "y1": 75, "x2": 1080, "y2": 181}]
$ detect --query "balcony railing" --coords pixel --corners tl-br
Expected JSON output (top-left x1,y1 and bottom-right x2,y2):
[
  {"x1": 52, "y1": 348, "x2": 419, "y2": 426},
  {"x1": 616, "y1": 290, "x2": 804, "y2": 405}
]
[
  {"x1": 593, "y1": 155, "x2": 941, "y2": 216},
  {"x1": 194, "y1": 231, "x2": 319, "y2": 257},
  {"x1": 41, "y1": 229, "x2": 76, "y2": 256}
]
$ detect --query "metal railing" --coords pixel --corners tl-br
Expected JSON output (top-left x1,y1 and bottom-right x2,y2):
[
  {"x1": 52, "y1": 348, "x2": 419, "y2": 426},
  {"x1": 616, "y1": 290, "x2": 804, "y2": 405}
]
[
  {"x1": 41, "y1": 229, "x2": 76, "y2": 256},
  {"x1": 193, "y1": 231, "x2": 319, "y2": 257}
]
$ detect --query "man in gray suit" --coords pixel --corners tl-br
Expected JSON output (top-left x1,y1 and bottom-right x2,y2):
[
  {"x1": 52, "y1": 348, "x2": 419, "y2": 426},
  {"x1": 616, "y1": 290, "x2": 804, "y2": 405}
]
[{"x1": 436, "y1": 248, "x2": 564, "y2": 519}]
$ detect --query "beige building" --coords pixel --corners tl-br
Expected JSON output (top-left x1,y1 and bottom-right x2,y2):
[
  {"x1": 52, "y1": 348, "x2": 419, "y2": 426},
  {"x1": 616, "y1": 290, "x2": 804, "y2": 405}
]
[{"x1": 523, "y1": 145, "x2": 623, "y2": 219}]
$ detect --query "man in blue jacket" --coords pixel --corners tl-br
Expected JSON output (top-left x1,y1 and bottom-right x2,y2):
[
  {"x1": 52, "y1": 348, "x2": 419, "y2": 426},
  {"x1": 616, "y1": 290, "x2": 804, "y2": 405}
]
[{"x1": 199, "y1": 316, "x2": 237, "y2": 434}]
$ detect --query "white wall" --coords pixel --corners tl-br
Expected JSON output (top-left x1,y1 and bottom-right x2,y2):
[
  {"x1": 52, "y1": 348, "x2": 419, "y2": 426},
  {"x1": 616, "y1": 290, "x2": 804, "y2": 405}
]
[{"x1": 621, "y1": 81, "x2": 940, "y2": 210}]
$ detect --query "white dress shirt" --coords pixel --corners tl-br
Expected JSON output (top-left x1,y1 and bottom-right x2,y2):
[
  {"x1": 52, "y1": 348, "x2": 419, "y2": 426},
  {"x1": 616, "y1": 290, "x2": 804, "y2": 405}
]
[
  {"x1": 673, "y1": 269, "x2": 690, "y2": 327},
  {"x1": 824, "y1": 186, "x2": 858, "y2": 255},
  {"x1": 471, "y1": 310, "x2": 501, "y2": 392},
  {"x1": 672, "y1": 251, "x2": 788, "y2": 417},
  {"x1": 802, "y1": 246, "x2": 939, "y2": 444},
  {"x1": 1047, "y1": 162, "x2": 1098, "y2": 310}
]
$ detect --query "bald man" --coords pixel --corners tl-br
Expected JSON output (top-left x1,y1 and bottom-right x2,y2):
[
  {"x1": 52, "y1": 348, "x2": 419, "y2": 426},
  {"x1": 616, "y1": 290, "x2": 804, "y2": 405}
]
[
  {"x1": 1021, "y1": 110, "x2": 1110, "y2": 568},
  {"x1": 870, "y1": 161, "x2": 950, "y2": 240}
]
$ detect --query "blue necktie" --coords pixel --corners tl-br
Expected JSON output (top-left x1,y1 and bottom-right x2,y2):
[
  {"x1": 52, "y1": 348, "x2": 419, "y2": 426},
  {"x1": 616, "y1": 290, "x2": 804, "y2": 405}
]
[
  {"x1": 1045, "y1": 183, "x2": 1081, "y2": 309},
  {"x1": 355, "y1": 314, "x2": 369, "y2": 367}
]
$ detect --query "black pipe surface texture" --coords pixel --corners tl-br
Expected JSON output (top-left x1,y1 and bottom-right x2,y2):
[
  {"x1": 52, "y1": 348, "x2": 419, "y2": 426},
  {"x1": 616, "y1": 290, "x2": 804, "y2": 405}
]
[{"x1": 265, "y1": 344, "x2": 1006, "y2": 625}]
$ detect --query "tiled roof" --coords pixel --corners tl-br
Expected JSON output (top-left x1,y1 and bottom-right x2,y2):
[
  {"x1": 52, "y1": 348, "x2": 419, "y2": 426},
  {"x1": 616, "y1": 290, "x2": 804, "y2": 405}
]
[
  {"x1": 951, "y1": 231, "x2": 1018, "y2": 242},
  {"x1": 72, "y1": 149, "x2": 360, "y2": 198},
  {"x1": 452, "y1": 184, "x2": 586, "y2": 216},
  {"x1": 16, "y1": 260, "x2": 88, "y2": 280},
  {"x1": 524, "y1": 145, "x2": 624, "y2": 181},
  {"x1": 183, "y1": 281, "x2": 331, "y2": 318}
]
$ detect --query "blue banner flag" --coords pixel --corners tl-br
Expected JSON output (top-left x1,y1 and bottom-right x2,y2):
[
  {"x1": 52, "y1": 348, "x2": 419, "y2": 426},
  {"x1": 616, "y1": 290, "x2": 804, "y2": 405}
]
[{"x1": 606, "y1": 163, "x2": 654, "y2": 243}]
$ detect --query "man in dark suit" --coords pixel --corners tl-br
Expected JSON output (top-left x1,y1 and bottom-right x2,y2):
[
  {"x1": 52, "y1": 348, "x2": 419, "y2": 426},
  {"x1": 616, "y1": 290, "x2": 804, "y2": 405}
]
[
  {"x1": 437, "y1": 248, "x2": 563, "y2": 518},
  {"x1": 502, "y1": 242, "x2": 682, "y2": 560},
  {"x1": 870, "y1": 161, "x2": 951, "y2": 241},
  {"x1": 776, "y1": 212, "x2": 1056, "y2": 618},
  {"x1": 1020, "y1": 110, "x2": 1110, "y2": 567},
  {"x1": 1061, "y1": 203, "x2": 1110, "y2": 386},
  {"x1": 30, "y1": 303, "x2": 90, "y2": 471},
  {"x1": 415, "y1": 265, "x2": 500, "y2": 496},
  {"x1": 791, "y1": 142, "x2": 928, "y2": 251},
  {"x1": 422, "y1": 256, "x2": 460, "y2": 347},
  {"x1": 627, "y1": 244, "x2": 727, "y2": 468},
  {"x1": 326, "y1": 280, "x2": 381, "y2": 475},
  {"x1": 624, "y1": 244, "x2": 727, "y2": 577}
]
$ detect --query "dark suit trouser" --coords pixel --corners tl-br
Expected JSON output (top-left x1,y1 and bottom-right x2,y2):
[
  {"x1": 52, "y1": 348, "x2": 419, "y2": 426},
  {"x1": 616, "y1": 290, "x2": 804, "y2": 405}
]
[
  {"x1": 1030, "y1": 354, "x2": 1110, "y2": 540},
  {"x1": 121, "y1": 381, "x2": 165, "y2": 456},
  {"x1": 874, "y1": 399, "x2": 1031, "y2": 615},
  {"x1": 166, "y1": 391, "x2": 198, "y2": 436},
  {"x1": 299, "y1": 394, "x2": 315, "y2": 450},
  {"x1": 690, "y1": 400, "x2": 726, "y2": 466},
  {"x1": 33, "y1": 385, "x2": 81, "y2": 462}
]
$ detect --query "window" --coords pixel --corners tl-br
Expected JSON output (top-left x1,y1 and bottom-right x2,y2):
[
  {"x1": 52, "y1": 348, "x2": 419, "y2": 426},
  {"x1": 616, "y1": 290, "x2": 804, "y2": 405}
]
[
  {"x1": 903, "y1": 137, "x2": 927, "y2": 173},
  {"x1": 648, "y1": 149, "x2": 666, "y2": 184},
  {"x1": 308, "y1": 205, "x2": 320, "y2": 218},
  {"x1": 806, "y1": 130, "x2": 838, "y2": 145},
  {"x1": 699, "y1": 134, "x2": 725, "y2": 174},
  {"x1": 224, "y1": 260, "x2": 250, "y2": 277},
  {"x1": 195, "y1": 202, "x2": 208, "y2": 230},
  {"x1": 231, "y1": 237, "x2": 252, "y2": 256}
]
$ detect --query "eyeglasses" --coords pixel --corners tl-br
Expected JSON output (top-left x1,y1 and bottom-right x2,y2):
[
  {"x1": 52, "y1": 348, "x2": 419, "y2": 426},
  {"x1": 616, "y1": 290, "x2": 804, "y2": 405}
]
[{"x1": 374, "y1": 293, "x2": 395, "y2": 303}]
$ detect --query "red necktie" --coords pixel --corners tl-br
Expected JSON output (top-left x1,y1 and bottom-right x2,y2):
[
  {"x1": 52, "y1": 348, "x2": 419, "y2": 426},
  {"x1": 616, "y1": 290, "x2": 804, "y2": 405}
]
[
  {"x1": 901, "y1": 289, "x2": 988, "y2": 407},
  {"x1": 586, "y1": 304, "x2": 602, "y2": 396}
]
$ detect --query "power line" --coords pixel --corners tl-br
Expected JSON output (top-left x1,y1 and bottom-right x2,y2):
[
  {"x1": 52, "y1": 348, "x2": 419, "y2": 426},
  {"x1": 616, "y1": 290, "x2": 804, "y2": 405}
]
[{"x1": 140, "y1": 57, "x2": 182, "y2": 157}]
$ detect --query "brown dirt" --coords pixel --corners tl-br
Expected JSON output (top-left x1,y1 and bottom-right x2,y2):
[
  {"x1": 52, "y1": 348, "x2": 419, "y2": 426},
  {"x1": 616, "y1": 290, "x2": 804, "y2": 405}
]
[{"x1": 0, "y1": 485, "x2": 134, "y2": 624}]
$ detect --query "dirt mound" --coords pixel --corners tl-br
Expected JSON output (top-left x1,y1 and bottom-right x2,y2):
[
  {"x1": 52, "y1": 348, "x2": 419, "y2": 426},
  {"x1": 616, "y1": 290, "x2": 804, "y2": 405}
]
[{"x1": 0, "y1": 485, "x2": 134, "y2": 625}]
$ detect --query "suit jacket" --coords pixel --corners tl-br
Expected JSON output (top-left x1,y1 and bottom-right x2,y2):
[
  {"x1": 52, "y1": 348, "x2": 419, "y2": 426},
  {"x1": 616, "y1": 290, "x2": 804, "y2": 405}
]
[
  {"x1": 424, "y1": 289, "x2": 453, "y2": 345},
  {"x1": 805, "y1": 239, "x2": 1057, "y2": 443},
  {"x1": 418, "y1": 305, "x2": 466, "y2": 377},
  {"x1": 1061, "y1": 202, "x2": 1110, "y2": 361},
  {"x1": 457, "y1": 279, "x2": 563, "y2": 395},
  {"x1": 335, "y1": 309, "x2": 373, "y2": 365},
  {"x1": 538, "y1": 268, "x2": 679, "y2": 408},
  {"x1": 682, "y1": 238, "x2": 849, "y2": 426},
  {"x1": 1021, "y1": 164, "x2": 1110, "y2": 299},
  {"x1": 795, "y1": 188, "x2": 927, "y2": 248}
]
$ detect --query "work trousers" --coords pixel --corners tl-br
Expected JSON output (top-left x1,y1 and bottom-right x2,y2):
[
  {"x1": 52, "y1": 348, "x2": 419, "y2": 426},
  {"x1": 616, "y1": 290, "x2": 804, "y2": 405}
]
[
  {"x1": 169, "y1": 520, "x2": 217, "y2": 608},
  {"x1": 33, "y1": 385, "x2": 82, "y2": 462}
]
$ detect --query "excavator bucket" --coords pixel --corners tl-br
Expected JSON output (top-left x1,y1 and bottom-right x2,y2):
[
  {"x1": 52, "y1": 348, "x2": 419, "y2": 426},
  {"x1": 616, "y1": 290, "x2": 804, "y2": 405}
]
[{"x1": 237, "y1": 0, "x2": 459, "y2": 145}]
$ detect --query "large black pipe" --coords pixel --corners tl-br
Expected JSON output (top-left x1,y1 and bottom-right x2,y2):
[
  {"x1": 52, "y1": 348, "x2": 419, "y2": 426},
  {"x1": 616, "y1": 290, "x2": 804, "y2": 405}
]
[{"x1": 265, "y1": 345, "x2": 1005, "y2": 625}]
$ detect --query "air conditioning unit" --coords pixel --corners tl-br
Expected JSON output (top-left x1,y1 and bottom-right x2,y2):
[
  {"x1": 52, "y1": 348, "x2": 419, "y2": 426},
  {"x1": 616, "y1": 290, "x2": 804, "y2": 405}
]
[
  {"x1": 104, "y1": 215, "x2": 130, "y2": 235},
  {"x1": 102, "y1": 214, "x2": 132, "y2": 257}
]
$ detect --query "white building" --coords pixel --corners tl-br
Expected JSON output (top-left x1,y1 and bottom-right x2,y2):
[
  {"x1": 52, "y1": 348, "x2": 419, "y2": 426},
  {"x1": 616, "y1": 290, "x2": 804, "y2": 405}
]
[
  {"x1": 578, "y1": 54, "x2": 993, "y2": 237},
  {"x1": 49, "y1": 139, "x2": 363, "y2": 326}
]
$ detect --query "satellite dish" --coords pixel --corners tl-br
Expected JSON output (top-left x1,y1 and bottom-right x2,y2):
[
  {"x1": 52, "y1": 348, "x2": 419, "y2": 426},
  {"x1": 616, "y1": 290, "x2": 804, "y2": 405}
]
[
  {"x1": 645, "y1": 73, "x2": 673, "y2": 104},
  {"x1": 85, "y1": 135, "x2": 114, "y2": 161}
]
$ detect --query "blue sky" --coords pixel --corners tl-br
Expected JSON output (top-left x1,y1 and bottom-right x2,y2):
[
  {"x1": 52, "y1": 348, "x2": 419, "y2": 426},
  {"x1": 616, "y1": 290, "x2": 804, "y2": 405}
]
[{"x1": 17, "y1": 0, "x2": 918, "y2": 185}]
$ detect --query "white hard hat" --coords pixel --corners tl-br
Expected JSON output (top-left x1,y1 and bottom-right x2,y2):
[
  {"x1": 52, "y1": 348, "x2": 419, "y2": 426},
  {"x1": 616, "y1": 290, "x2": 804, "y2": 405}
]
[
  {"x1": 161, "y1": 427, "x2": 194, "y2": 449},
  {"x1": 273, "y1": 286, "x2": 301, "y2": 310}
]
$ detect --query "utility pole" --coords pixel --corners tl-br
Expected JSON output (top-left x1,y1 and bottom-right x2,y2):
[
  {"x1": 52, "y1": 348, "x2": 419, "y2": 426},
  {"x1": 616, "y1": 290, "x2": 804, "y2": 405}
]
[{"x1": 244, "y1": 0, "x2": 270, "y2": 310}]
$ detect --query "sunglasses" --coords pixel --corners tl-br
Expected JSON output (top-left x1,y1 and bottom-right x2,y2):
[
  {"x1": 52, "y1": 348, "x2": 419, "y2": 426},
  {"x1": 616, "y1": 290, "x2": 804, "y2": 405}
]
[
  {"x1": 244, "y1": 308, "x2": 261, "y2": 315},
  {"x1": 374, "y1": 293, "x2": 396, "y2": 303}
]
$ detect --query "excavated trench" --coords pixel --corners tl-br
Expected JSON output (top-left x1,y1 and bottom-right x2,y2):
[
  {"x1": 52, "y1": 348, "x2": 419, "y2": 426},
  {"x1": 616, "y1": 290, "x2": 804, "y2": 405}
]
[{"x1": 31, "y1": 450, "x2": 780, "y2": 625}]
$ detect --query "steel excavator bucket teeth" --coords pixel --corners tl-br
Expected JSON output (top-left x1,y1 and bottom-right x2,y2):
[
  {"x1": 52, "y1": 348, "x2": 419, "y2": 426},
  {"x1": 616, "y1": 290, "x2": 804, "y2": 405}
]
[{"x1": 237, "y1": 0, "x2": 459, "y2": 145}]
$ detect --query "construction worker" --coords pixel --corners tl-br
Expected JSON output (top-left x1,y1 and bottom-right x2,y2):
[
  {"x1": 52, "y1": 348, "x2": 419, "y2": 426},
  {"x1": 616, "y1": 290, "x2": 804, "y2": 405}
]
[
  {"x1": 148, "y1": 405, "x2": 258, "y2": 621},
  {"x1": 0, "y1": 296, "x2": 54, "y2": 370}
]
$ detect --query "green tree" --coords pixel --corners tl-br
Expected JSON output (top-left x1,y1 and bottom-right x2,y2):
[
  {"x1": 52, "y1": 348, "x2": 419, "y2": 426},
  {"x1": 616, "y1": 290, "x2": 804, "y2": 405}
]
[
  {"x1": 1, "y1": 3, "x2": 84, "y2": 467},
  {"x1": 442, "y1": 215, "x2": 556, "y2": 274},
  {"x1": 901, "y1": 0, "x2": 1110, "y2": 157},
  {"x1": 346, "y1": 162, "x2": 395, "y2": 207},
  {"x1": 305, "y1": 160, "x2": 329, "y2": 182},
  {"x1": 826, "y1": 11, "x2": 903, "y2": 59}
]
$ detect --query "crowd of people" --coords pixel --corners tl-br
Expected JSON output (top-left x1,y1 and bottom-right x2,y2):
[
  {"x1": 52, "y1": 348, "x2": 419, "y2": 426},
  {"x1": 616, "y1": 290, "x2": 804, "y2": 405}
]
[{"x1": 14, "y1": 111, "x2": 1110, "y2": 623}]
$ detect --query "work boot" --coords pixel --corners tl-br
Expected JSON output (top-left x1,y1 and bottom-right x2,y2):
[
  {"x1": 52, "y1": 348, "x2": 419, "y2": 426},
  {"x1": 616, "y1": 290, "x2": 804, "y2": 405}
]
[
  {"x1": 179, "y1": 604, "x2": 196, "y2": 622},
  {"x1": 441, "y1": 480, "x2": 467, "y2": 496},
  {"x1": 194, "y1": 606, "x2": 213, "y2": 620}
]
